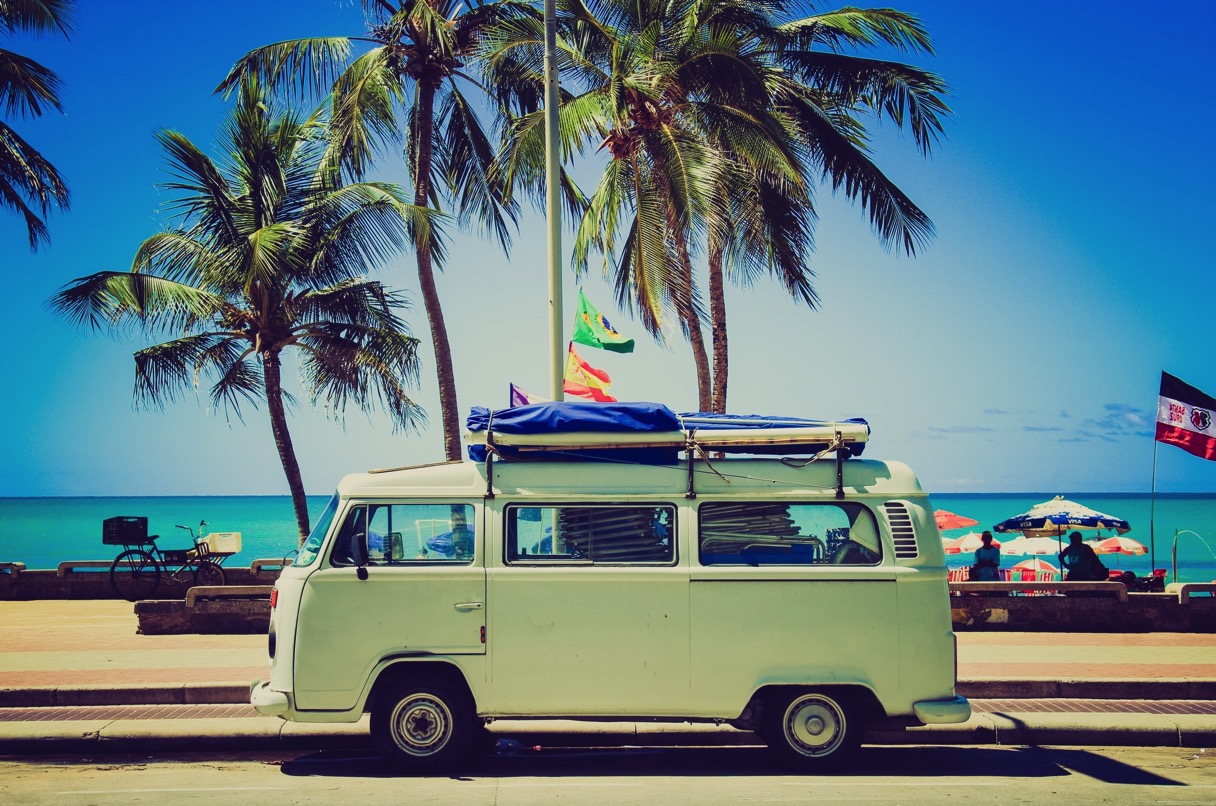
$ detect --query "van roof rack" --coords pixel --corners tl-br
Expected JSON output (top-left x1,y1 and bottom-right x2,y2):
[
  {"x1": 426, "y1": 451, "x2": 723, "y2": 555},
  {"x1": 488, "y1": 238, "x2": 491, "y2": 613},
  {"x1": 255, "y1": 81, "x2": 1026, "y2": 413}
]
[{"x1": 465, "y1": 402, "x2": 868, "y2": 460}]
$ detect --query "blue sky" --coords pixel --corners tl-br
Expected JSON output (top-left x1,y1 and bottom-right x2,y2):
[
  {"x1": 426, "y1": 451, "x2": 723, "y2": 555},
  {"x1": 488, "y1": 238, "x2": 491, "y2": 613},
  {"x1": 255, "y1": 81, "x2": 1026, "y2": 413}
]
[{"x1": 4, "y1": 0, "x2": 1215, "y2": 497}]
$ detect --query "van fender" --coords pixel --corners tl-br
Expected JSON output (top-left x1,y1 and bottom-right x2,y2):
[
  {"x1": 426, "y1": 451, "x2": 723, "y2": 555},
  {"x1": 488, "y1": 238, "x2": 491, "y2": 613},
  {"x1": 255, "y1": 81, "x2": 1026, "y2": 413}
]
[
  {"x1": 360, "y1": 656, "x2": 477, "y2": 717},
  {"x1": 733, "y1": 682, "x2": 886, "y2": 732}
]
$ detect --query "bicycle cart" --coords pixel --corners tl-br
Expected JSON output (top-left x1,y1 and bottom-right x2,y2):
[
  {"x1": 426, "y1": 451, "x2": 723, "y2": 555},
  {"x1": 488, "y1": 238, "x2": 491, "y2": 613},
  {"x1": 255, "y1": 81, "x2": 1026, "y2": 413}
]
[{"x1": 105, "y1": 516, "x2": 233, "y2": 602}]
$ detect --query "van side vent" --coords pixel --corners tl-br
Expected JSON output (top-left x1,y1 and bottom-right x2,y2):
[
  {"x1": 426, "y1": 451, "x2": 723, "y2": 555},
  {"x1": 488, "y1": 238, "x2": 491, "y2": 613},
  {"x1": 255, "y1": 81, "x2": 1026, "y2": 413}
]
[{"x1": 882, "y1": 502, "x2": 919, "y2": 559}]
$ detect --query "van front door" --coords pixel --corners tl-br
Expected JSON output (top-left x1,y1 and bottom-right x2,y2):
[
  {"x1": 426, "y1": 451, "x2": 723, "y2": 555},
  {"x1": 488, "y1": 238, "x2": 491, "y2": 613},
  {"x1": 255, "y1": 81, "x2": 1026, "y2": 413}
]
[{"x1": 293, "y1": 502, "x2": 485, "y2": 712}]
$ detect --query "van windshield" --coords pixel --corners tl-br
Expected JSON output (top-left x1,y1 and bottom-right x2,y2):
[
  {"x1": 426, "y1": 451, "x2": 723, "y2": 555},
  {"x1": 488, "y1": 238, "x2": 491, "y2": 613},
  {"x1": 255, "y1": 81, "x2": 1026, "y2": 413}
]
[{"x1": 294, "y1": 494, "x2": 340, "y2": 568}]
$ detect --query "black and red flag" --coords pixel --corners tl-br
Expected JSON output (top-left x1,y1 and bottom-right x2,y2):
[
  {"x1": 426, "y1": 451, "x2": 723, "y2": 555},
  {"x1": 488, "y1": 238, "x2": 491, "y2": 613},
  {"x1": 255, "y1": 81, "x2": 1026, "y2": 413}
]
[{"x1": 1157, "y1": 372, "x2": 1216, "y2": 461}]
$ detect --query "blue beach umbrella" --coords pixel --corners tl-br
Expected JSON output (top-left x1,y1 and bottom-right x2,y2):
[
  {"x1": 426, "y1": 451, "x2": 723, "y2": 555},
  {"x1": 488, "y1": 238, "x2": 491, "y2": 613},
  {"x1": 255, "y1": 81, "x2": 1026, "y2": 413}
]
[{"x1": 993, "y1": 496, "x2": 1131, "y2": 541}]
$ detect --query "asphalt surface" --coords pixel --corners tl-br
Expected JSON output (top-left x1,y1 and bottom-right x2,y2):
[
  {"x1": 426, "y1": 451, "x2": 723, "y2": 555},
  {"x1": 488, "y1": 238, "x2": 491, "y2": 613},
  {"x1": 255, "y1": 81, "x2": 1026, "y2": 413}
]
[{"x1": 2, "y1": 600, "x2": 1215, "y2": 754}]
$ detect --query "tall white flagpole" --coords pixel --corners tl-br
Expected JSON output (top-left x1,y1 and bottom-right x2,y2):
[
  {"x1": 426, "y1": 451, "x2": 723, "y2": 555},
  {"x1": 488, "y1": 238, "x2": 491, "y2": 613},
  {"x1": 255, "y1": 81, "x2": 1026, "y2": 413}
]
[
  {"x1": 545, "y1": 0, "x2": 564, "y2": 400},
  {"x1": 1150, "y1": 435, "x2": 1159, "y2": 573}
]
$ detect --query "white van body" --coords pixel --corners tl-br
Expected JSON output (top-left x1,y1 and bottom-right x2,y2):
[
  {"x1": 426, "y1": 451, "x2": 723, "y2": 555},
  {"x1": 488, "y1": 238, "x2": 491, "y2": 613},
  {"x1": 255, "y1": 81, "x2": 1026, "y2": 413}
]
[{"x1": 253, "y1": 424, "x2": 969, "y2": 772}]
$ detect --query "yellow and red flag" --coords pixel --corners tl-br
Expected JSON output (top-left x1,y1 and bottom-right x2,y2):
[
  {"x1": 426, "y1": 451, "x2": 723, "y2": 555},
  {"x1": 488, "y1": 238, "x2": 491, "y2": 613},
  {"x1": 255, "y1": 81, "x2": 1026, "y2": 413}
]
[{"x1": 564, "y1": 345, "x2": 617, "y2": 402}]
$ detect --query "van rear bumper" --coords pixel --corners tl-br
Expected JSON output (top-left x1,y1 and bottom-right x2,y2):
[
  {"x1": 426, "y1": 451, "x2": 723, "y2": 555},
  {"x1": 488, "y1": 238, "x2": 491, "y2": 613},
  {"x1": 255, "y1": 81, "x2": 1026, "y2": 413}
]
[
  {"x1": 913, "y1": 695, "x2": 971, "y2": 724},
  {"x1": 250, "y1": 679, "x2": 289, "y2": 717}
]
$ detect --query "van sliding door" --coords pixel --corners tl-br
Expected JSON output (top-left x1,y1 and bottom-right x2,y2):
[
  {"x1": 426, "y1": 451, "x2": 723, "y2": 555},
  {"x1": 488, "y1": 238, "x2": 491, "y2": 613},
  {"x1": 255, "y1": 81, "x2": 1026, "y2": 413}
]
[{"x1": 486, "y1": 503, "x2": 691, "y2": 715}]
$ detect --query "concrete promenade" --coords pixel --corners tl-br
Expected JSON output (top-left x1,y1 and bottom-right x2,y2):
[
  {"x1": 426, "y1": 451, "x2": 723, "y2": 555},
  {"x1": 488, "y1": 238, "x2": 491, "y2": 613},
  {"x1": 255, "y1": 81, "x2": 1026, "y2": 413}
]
[{"x1": 2, "y1": 600, "x2": 1215, "y2": 755}]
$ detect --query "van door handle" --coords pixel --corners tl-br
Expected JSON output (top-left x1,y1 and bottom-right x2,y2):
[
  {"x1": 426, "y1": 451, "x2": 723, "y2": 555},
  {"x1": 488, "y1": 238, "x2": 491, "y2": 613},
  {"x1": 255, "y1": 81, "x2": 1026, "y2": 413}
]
[{"x1": 454, "y1": 601, "x2": 484, "y2": 611}]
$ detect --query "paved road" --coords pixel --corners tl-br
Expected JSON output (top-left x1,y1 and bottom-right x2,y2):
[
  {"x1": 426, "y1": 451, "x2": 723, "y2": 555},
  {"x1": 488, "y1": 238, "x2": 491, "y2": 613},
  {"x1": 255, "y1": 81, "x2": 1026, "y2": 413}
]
[{"x1": 2, "y1": 744, "x2": 1215, "y2": 805}]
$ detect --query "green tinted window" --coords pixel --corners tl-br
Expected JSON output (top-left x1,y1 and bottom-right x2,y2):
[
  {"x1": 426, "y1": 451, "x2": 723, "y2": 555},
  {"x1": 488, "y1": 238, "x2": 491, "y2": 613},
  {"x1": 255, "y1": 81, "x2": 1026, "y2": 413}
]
[
  {"x1": 698, "y1": 502, "x2": 881, "y2": 566},
  {"x1": 330, "y1": 503, "x2": 475, "y2": 566},
  {"x1": 507, "y1": 505, "x2": 675, "y2": 565}
]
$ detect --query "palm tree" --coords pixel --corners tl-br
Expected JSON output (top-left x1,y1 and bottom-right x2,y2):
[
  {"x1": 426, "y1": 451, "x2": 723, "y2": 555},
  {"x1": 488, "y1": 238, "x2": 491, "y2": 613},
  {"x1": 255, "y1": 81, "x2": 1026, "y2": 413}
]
[
  {"x1": 51, "y1": 78, "x2": 432, "y2": 543},
  {"x1": 703, "y1": 4, "x2": 949, "y2": 412},
  {"x1": 218, "y1": 0, "x2": 534, "y2": 461},
  {"x1": 496, "y1": 0, "x2": 947, "y2": 413},
  {"x1": 1, "y1": 0, "x2": 74, "y2": 250},
  {"x1": 494, "y1": 0, "x2": 813, "y2": 410}
]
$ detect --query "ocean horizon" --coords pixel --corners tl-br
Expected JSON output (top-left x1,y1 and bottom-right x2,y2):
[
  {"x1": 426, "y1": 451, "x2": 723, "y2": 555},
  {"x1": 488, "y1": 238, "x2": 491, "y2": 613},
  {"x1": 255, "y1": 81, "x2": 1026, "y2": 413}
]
[{"x1": 3, "y1": 492, "x2": 1215, "y2": 583}]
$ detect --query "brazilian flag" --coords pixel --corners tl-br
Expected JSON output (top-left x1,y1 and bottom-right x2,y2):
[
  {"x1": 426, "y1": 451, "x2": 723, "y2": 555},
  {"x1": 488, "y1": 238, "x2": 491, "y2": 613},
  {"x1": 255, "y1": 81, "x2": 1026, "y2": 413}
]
[{"x1": 571, "y1": 290, "x2": 635, "y2": 353}]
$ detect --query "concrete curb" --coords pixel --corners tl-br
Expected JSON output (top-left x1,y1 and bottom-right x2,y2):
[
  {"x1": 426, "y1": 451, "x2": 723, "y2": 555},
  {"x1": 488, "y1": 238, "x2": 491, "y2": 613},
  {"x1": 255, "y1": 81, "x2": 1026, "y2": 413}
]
[
  {"x1": 5, "y1": 678, "x2": 1216, "y2": 709},
  {"x1": 0, "y1": 683, "x2": 252, "y2": 708},
  {"x1": 960, "y1": 678, "x2": 1216, "y2": 700},
  {"x1": 2, "y1": 714, "x2": 1216, "y2": 756}
]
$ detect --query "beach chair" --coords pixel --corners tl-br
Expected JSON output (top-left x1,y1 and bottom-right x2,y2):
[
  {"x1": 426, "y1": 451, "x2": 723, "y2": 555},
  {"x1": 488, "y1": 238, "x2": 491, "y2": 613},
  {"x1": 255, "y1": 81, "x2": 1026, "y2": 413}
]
[{"x1": 1011, "y1": 568, "x2": 1038, "y2": 595}]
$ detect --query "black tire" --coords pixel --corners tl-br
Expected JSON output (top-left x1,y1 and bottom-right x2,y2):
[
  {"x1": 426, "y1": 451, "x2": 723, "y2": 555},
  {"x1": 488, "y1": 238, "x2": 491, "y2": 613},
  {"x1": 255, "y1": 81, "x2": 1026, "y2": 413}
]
[
  {"x1": 192, "y1": 560, "x2": 226, "y2": 587},
  {"x1": 110, "y1": 550, "x2": 160, "y2": 601},
  {"x1": 764, "y1": 690, "x2": 862, "y2": 772},
  {"x1": 372, "y1": 675, "x2": 474, "y2": 773}
]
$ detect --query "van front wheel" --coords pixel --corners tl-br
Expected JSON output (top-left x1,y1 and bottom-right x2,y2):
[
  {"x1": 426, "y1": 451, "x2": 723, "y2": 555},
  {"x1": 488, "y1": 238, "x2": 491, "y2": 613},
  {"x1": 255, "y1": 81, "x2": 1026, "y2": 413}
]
[
  {"x1": 764, "y1": 691, "x2": 861, "y2": 772},
  {"x1": 372, "y1": 676, "x2": 473, "y2": 772}
]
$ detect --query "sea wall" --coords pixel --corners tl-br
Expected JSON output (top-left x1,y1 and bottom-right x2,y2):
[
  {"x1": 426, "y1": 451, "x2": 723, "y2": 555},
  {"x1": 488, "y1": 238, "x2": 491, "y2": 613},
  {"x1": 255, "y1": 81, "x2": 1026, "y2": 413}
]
[
  {"x1": 951, "y1": 592, "x2": 1216, "y2": 632},
  {"x1": 0, "y1": 565, "x2": 283, "y2": 601}
]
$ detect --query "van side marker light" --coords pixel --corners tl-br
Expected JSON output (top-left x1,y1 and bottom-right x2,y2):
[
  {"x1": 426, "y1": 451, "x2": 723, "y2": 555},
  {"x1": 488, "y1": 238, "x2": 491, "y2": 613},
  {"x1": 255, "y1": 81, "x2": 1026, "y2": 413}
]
[{"x1": 270, "y1": 588, "x2": 278, "y2": 609}]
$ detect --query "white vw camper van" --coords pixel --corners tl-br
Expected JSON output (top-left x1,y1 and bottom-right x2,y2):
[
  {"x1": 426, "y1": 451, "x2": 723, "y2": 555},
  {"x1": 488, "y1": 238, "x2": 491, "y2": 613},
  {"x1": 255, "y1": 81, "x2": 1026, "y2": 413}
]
[{"x1": 251, "y1": 402, "x2": 969, "y2": 772}]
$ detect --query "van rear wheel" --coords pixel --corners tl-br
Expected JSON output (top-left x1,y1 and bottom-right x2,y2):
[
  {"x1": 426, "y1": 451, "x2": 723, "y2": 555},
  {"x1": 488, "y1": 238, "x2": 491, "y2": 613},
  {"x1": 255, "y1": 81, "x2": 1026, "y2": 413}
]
[
  {"x1": 372, "y1": 676, "x2": 473, "y2": 772},
  {"x1": 764, "y1": 690, "x2": 861, "y2": 772}
]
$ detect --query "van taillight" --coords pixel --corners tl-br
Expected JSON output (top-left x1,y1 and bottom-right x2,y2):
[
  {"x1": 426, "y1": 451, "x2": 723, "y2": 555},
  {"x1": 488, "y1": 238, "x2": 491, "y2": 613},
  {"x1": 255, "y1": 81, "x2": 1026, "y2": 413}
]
[{"x1": 270, "y1": 588, "x2": 278, "y2": 609}]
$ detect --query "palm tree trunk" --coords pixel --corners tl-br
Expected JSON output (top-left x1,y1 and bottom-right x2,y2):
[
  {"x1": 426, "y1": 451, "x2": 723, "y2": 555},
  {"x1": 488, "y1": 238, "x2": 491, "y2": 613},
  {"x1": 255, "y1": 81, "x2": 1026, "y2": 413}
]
[
  {"x1": 262, "y1": 350, "x2": 311, "y2": 544},
  {"x1": 708, "y1": 244, "x2": 728, "y2": 414},
  {"x1": 668, "y1": 213, "x2": 712, "y2": 411},
  {"x1": 413, "y1": 81, "x2": 462, "y2": 462}
]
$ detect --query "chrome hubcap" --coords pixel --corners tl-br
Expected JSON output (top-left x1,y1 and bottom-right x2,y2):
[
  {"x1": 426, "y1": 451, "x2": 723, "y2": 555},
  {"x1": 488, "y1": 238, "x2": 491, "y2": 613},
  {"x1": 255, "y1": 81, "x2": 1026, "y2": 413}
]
[
  {"x1": 785, "y1": 696, "x2": 844, "y2": 756},
  {"x1": 392, "y1": 695, "x2": 451, "y2": 756}
]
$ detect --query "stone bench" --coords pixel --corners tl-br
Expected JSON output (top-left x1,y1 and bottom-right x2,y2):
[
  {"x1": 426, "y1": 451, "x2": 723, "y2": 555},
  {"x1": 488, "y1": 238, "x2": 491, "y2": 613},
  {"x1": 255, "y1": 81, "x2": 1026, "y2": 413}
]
[
  {"x1": 249, "y1": 558, "x2": 293, "y2": 575},
  {"x1": 951, "y1": 581, "x2": 1128, "y2": 603},
  {"x1": 56, "y1": 561, "x2": 113, "y2": 577},
  {"x1": 1165, "y1": 582, "x2": 1216, "y2": 603},
  {"x1": 185, "y1": 585, "x2": 273, "y2": 608}
]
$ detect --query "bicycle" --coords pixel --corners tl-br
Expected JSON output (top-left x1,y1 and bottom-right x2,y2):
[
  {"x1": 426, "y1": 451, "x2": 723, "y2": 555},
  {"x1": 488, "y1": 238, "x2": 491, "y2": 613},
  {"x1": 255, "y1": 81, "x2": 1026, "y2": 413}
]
[{"x1": 108, "y1": 519, "x2": 227, "y2": 602}]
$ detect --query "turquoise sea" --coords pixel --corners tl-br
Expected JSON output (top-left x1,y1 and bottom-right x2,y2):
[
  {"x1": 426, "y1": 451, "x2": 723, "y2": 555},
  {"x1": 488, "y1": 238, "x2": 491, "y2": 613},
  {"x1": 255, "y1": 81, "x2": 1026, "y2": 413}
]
[{"x1": 2, "y1": 493, "x2": 1215, "y2": 583}]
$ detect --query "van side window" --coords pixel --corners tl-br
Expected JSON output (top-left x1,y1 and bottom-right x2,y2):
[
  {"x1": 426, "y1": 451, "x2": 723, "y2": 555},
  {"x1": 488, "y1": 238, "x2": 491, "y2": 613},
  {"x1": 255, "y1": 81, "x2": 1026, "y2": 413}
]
[
  {"x1": 506, "y1": 505, "x2": 675, "y2": 565},
  {"x1": 698, "y1": 502, "x2": 882, "y2": 566},
  {"x1": 330, "y1": 503, "x2": 475, "y2": 566}
]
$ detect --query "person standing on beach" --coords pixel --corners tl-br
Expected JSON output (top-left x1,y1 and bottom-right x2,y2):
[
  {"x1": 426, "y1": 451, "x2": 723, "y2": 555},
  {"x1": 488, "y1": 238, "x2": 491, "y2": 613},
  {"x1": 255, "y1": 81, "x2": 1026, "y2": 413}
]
[{"x1": 972, "y1": 531, "x2": 1001, "y2": 581}]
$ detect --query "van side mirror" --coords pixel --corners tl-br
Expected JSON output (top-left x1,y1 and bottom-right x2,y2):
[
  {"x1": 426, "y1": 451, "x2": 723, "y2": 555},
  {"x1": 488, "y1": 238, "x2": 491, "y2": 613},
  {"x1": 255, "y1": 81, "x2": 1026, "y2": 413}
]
[{"x1": 352, "y1": 531, "x2": 369, "y2": 580}]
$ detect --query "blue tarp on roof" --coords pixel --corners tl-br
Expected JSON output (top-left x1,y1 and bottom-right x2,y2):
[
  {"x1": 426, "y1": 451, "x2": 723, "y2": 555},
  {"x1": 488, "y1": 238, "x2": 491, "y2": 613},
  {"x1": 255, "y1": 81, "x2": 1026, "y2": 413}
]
[
  {"x1": 466, "y1": 402, "x2": 681, "y2": 462},
  {"x1": 466, "y1": 402, "x2": 867, "y2": 462},
  {"x1": 468, "y1": 401, "x2": 681, "y2": 435}
]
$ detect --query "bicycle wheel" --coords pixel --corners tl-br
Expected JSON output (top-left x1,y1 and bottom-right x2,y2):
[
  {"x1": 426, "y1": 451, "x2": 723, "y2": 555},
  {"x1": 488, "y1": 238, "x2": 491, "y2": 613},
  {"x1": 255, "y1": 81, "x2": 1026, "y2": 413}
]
[
  {"x1": 110, "y1": 550, "x2": 160, "y2": 601},
  {"x1": 192, "y1": 559, "x2": 226, "y2": 588}
]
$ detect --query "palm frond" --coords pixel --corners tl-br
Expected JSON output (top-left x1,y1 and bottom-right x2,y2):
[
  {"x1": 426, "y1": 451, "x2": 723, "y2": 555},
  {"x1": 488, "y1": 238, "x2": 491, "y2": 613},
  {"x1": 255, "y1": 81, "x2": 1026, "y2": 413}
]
[
  {"x1": 132, "y1": 333, "x2": 243, "y2": 410},
  {"x1": 0, "y1": 121, "x2": 69, "y2": 204},
  {"x1": 0, "y1": 0, "x2": 76, "y2": 36},
  {"x1": 777, "y1": 51, "x2": 949, "y2": 155},
  {"x1": 329, "y1": 47, "x2": 405, "y2": 179},
  {"x1": 435, "y1": 84, "x2": 518, "y2": 249},
  {"x1": 50, "y1": 271, "x2": 225, "y2": 336},
  {"x1": 216, "y1": 38, "x2": 354, "y2": 99},
  {"x1": 0, "y1": 49, "x2": 65, "y2": 118},
  {"x1": 298, "y1": 322, "x2": 425, "y2": 432},
  {"x1": 154, "y1": 129, "x2": 241, "y2": 246},
  {"x1": 780, "y1": 8, "x2": 935, "y2": 55}
]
